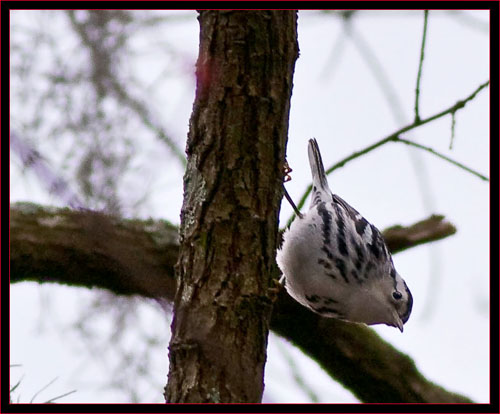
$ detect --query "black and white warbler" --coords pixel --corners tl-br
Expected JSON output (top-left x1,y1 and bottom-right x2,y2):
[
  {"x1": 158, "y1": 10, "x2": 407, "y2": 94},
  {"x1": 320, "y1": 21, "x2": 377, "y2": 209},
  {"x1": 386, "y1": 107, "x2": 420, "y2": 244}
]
[{"x1": 277, "y1": 139, "x2": 413, "y2": 331}]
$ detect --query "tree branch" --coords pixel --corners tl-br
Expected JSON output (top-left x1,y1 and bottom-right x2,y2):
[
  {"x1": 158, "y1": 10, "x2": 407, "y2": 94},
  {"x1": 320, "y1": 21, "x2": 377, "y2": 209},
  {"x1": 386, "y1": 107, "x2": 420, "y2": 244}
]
[
  {"x1": 382, "y1": 214, "x2": 456, "y2": 254},
  {"x1": 10, "y1": 202, "x2": 470, "y2": 403},
  {"x1": 288, "y1": 80, "x2": 490, "y2": 226},
  {"x1": 393, "y1": 137, "x2": 488, "y2": 182},
  {"x1": 414, "y1": 10, "x2": 429, "y2": 123},
  {"x1": 10, "y1": 203, "x2": 178, "y2": 300}
]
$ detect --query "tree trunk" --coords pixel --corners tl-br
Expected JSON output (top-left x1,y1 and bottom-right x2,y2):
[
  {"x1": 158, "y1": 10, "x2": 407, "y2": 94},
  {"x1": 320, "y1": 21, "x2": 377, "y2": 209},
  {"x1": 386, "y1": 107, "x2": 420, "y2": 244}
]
[{"x1": 164, "y1": 11, "x2": 298, "y2": 403}]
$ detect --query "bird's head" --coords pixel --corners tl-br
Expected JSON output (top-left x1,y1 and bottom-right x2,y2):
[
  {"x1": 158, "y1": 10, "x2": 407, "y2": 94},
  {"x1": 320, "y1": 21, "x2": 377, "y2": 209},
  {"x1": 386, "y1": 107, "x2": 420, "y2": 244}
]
[{"x1": 345, "y1": 267, "x2": 413, "y2": 332}]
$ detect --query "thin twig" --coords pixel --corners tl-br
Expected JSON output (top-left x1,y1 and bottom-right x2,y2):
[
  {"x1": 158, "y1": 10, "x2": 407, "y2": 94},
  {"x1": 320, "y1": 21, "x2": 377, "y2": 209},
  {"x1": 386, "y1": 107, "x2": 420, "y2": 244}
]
[
  {"x1": 10, "y1": 378, "x2": 23, "y2": 394},
  {"x1": 29, "y1": 377, "x2": 58, "y2": 403},
  {"x1": 319, "y1": 25, "x2": 348, "y2": 80},
  {"x1": 393, "y1": 137, "x2": 488, "y2": 181},
  {"x1": 414, "y1": 10, "x2": 429, "y2": 123},
  {"x1": 276, "y1": 340, "x2": 321, "y2": 403},
  {"x1": 287, "y1": 80, "x2": 489, "y2": 226},
  {"x1": 43, "y1": 389, "x2": 77, "y2": 403},
  {"x1": 347, "y1": 18, "x2": 437, "y2": 214},
  {"x1": 283, "y1": 186, "x2": 303, "y2": 220},
  {"x1": 450, "y1": 111, "x2": 456, "y2": 149},
  {"x1": 347, "y1": 22, "x2": 405, "y2": 123}
]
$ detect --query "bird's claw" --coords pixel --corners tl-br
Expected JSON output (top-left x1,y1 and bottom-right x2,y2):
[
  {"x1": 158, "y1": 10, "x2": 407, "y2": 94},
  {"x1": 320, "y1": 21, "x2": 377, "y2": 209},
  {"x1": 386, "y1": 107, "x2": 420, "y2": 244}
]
[{"x1": 283, "y1": 160, "x2": 293, "y2": 182}]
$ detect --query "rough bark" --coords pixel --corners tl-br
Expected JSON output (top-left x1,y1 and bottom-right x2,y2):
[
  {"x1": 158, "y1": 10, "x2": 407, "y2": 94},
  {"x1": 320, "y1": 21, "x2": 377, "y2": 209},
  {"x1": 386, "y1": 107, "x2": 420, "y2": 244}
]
[
  {"x1": 163, "y1": 11, "x2": 299, "y2": 403},
  {"x1": 9, "y1": 203, "x2": 177, "y2": 299},
  {"x1": 10, "y1": 203, "x2": 469, "y2": 403}
]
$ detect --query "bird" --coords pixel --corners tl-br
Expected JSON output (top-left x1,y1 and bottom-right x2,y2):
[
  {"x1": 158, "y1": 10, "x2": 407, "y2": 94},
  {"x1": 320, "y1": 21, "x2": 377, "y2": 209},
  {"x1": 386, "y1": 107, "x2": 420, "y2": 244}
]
[{"x1": 277, "y1": 138, "x2": 413, "y2": 331}]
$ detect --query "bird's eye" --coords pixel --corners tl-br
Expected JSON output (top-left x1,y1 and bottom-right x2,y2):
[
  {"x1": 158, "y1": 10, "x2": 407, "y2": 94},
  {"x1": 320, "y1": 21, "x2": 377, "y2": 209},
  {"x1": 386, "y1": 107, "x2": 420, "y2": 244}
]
[{"x1": 392, "y1": 291, "x2": 403, "y2": 300}]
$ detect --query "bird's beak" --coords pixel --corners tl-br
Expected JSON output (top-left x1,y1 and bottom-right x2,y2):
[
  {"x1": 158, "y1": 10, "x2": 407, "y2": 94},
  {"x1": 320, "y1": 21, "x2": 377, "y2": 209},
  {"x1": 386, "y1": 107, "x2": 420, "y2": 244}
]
[
  {"x1": 392, "y1": 311, "x2": 404, "y2": 332},
  {"x1": 395, "y1": 317, "x2": 404, "y2": 333}
]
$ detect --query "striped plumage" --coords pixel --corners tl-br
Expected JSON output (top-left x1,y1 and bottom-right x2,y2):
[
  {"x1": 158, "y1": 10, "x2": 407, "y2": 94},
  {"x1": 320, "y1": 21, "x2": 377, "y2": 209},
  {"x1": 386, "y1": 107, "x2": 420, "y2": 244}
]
[{"x1": 277, "y1": 138, "x2": 412, "y2": 331}]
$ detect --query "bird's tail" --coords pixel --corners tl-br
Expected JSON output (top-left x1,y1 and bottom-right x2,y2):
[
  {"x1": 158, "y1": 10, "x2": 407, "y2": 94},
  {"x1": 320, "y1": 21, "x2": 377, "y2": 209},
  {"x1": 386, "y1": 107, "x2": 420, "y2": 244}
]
[{"x1": 308, "y1": 138, "x2": 330, "y2": 193}]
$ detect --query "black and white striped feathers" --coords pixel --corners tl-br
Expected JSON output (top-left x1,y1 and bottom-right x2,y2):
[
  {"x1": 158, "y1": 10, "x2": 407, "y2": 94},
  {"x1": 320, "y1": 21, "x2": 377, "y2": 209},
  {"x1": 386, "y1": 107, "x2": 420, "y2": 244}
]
[{"x1": 277, "y1": 139, "x2": 412, "y2": 331}]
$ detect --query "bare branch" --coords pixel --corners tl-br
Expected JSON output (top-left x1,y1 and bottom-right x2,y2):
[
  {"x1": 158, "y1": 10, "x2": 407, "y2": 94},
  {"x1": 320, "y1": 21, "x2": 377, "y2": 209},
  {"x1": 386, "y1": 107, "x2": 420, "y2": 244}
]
[
  {"x1": 288, "y1": 80, "x2": 490, "y2": 225},
  {"x1": 450, "y1": 110, "x2": 457, "y2": 150},
  {"x1": 414, "y1": 10, "x2": 429, "y2": 123},
  {"x1": 30, "y1": 377, "x2": 58, "y2": 404},
  {"x1": 394, "y1": 137, "x2": 488, "y2": 182},
  {"x1": 10, "y1": 203, "x2": 178, "y2": 300},
  {"x1": 382, "y1": 214, "x2": 457, "y2": 254}
]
